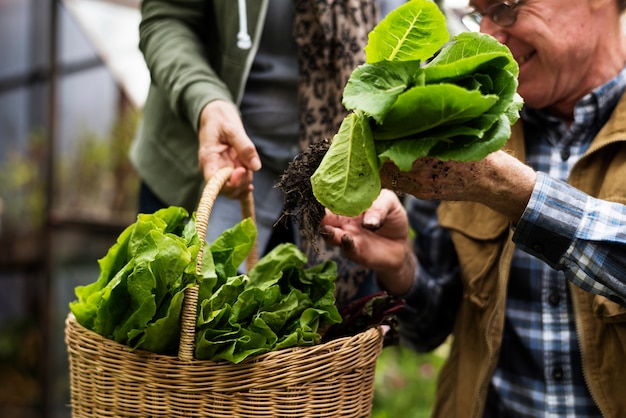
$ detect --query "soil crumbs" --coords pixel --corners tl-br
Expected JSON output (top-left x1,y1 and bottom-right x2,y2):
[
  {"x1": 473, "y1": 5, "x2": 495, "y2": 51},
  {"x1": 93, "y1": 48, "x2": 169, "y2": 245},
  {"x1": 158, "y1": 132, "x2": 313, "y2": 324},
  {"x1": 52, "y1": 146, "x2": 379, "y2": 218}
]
[{"x1": 274, "y1": 139, "x2": 331, "y2": 252}]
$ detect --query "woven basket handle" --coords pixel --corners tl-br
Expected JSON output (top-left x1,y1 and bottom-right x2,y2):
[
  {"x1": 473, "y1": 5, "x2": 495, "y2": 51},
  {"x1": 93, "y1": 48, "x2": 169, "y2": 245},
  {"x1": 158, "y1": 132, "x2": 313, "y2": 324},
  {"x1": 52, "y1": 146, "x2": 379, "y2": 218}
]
[{"x1": 178, "y1": 166, "x2": 258, "y2": 361}]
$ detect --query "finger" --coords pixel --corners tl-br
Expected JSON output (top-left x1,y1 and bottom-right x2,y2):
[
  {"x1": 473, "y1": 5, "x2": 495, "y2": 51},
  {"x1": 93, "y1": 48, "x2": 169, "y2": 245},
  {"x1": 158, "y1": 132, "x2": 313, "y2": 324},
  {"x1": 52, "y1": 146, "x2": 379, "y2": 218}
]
[
  {"x1": 361, "y1": 189, "x2": 400, "y2": 230},
  {"x1": 321, "y1": 227, "x2": 360, "y2": 260},
  {"x1": 222, "y1": 167, "x2": 254, "y2": 199},
  {"x1": 233, "y1": 139, "x2": 262, "y2": 172},
  {"x1": 340, "y1": 233, "x2": 355, "y2": 251},
  {"x1": 319, "y1": 224, "x2": 353, "y2": 248},
  {"x1": 320, "y1": 209, "x2": 349, "y2": 228}
]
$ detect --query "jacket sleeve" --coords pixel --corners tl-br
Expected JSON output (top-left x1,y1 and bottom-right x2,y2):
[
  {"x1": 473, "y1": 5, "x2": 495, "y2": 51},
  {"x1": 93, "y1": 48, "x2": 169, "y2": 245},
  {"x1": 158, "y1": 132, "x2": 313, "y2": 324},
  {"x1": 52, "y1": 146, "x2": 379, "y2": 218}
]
[
  {"x1": 396, "y1": 197, "x2": 463, "y2": 352},
  {"x1": 513, "y1": 172, "x2": 626, "y2": 307},
  {"x1": 139, "y1": 0, "x2": 234, "y2": 132}
]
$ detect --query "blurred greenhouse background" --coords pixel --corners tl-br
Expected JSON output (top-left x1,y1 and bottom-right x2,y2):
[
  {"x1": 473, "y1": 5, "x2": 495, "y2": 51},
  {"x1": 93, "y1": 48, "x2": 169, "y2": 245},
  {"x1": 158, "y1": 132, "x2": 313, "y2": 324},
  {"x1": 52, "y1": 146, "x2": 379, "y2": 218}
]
[{"x1": 0, "y1": 0, "x2": 463, "y2": 416}]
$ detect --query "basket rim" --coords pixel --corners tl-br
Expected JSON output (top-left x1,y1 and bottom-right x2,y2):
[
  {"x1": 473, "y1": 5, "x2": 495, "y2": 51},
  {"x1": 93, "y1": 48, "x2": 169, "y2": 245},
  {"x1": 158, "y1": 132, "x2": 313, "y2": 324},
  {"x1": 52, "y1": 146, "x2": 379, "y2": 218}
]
[{"x1": 65, "y1": 311, "x2": 384, "y2": 365}]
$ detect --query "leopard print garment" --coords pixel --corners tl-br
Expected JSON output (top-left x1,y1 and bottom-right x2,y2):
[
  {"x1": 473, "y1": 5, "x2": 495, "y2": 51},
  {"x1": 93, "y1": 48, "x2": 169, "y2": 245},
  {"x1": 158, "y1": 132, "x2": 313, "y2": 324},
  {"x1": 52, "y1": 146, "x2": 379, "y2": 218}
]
[
  {"x1": 293, "y1": 0, "x2": 380, "y2": 307},
  {"x1": 293, "y1": 0, "x2": 379, "y2": 150}
]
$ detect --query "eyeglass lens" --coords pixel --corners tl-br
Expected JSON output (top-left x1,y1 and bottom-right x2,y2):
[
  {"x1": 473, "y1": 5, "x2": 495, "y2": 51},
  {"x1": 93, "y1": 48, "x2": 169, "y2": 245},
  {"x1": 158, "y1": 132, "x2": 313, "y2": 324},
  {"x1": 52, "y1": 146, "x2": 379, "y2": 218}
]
[{"x1": 462, "y1": 1, "x2": 519, "y2": 32}]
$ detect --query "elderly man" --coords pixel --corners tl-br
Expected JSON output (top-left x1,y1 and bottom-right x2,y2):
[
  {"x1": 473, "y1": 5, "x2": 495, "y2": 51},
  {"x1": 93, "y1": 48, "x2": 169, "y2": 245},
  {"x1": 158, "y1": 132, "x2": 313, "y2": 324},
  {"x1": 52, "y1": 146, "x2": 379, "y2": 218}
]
[{"x1": 319, "y1": 0, "x2": 626, "y2": 416}]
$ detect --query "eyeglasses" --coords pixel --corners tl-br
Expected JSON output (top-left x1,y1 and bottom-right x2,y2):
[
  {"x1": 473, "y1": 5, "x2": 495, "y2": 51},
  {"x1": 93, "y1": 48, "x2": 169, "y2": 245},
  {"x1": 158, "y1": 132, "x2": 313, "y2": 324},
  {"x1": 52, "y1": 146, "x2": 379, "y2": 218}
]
[{"x1": 462, "y1": 0, "x2": 524, "y2": 32}]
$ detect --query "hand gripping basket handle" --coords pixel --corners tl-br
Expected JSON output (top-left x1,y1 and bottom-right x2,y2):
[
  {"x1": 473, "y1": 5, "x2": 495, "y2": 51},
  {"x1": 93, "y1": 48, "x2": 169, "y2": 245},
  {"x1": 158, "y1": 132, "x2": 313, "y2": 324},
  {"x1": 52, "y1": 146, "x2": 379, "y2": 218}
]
[{"x1": 178, "y1": 166, "x2": 258, "y2": 361}]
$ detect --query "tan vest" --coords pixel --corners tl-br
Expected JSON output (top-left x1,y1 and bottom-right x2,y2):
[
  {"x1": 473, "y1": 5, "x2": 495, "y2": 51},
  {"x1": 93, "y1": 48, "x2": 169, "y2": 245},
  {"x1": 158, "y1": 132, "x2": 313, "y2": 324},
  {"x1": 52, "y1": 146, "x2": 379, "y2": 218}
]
[{"x1": 433, "y1": 95, "x2": 626, "y2": 418}]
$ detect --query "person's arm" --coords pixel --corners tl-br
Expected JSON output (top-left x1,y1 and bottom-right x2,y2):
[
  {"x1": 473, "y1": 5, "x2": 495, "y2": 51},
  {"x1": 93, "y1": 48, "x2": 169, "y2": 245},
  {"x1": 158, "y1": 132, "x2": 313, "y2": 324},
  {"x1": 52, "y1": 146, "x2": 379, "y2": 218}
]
[
  {"x1": 514, "y1": 172, "x2": 626, "y2": 306},
  {"x1": 382, "y1": 149, "x2": 626, "y2": 305},
  {"x1": 139, "y1": 0, "x2": 261, "y2": 196},
  {"x1": 380, "y1": 150, "x2": 537, "y2": 224},
  {"x1": 140, "y1": 0, "x2": 232, "y2": 130},
  {"x1": 398, "y1": 197, "x2": 463, "y2": 352}
]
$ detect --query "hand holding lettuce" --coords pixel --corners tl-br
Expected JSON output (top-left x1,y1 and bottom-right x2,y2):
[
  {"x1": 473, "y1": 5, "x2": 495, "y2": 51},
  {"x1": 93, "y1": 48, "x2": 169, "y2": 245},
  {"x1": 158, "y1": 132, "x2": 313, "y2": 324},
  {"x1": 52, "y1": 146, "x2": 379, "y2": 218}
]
[
  {"x1": 69, "y1": 207, "x2": 341, "y2": 363},
  {"x1": 311, "y1": 0, "x2": 523, "y2": 216}
]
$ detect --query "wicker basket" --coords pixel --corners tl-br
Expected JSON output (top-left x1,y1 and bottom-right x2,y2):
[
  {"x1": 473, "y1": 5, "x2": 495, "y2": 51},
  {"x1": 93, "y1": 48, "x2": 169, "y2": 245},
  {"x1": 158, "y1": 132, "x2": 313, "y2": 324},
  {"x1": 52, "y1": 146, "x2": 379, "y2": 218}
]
[{"x1": 65, "y1": 167, "x2": 384, "y2": 417}]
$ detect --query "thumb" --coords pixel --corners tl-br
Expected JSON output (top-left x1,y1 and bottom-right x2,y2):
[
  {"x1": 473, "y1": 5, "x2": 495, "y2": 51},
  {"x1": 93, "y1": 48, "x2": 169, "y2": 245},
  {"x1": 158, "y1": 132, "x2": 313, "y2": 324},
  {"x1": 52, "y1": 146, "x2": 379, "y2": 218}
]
[
  {"x1": 361, "y1": 189, "x2": 399, "y2": 230},
  {"x1": 233, "y1": 138, "x2": 262, "y2": 172}
]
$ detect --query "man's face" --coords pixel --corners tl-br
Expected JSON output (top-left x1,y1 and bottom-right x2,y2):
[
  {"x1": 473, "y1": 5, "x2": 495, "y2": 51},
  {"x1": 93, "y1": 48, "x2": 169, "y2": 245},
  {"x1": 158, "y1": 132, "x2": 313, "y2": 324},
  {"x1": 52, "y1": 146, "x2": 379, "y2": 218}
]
[{"x1": 470, "y1": 0, "x2": 600, "y2": 113}]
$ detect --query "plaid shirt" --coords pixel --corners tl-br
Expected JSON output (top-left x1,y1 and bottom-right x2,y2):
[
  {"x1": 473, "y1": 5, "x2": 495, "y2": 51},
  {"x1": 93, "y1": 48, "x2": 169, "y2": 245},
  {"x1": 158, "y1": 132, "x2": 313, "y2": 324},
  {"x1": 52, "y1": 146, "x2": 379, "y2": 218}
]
[{"x1": 403, "y1": 67, "x2": 626, "y2": 417}]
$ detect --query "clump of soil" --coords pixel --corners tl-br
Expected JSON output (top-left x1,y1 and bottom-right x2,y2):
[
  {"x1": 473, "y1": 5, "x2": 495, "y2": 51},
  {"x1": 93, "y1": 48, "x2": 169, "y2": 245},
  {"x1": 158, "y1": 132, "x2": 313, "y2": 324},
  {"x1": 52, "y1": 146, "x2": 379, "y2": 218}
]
[{"x1": 275, "y1": 139, "x2": 331, "y2": 252}]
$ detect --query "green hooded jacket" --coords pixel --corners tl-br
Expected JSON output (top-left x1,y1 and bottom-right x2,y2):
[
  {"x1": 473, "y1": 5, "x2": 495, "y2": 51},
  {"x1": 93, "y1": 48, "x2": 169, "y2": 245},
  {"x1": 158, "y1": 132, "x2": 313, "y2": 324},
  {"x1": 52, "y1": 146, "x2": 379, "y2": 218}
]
[{"x1": 130, "y1": 0, "x2": 269, "y2": 212}]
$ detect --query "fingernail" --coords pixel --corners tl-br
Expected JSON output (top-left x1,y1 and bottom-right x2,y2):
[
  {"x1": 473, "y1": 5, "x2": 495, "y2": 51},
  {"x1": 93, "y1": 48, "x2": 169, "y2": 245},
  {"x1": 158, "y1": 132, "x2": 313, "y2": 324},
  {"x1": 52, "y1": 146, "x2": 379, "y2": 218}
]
[
  {"x1": 363, "y1": 216, "x2": 380, "y2": 229},
  {"x1": 364, "y1": 215, "x2": 377, "y2": 224}
]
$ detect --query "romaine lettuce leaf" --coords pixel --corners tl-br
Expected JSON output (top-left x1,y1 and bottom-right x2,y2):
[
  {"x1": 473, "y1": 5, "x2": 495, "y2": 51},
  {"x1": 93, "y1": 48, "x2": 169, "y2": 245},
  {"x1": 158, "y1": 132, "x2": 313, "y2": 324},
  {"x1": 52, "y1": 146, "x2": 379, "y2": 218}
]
[
  {"x1": 364, "y1": 0, "x2": 449, "y2": 63},
  {"x1": 342, "y1": 60, "x2": 422, "y2": 123},
  {"x1": 310, "y1": 112, "x2": 381, "y2": 216},
  {"x1": 373, "y1": 84, "x2": 499, "y2": 140}
]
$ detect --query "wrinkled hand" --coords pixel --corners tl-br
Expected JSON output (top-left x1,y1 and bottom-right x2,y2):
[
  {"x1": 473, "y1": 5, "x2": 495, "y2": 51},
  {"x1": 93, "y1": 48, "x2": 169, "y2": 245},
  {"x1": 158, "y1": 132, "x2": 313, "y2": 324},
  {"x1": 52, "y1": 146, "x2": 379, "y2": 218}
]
[
  {"x1": 380, "y1": 151, "x2": 537, "y2": 222},
  {"x1": 320, "y1": 189, "x2": 416, "y2": 295},
  {"x1": 198, "y1": 100, "x2": 262, "y2": 199}
]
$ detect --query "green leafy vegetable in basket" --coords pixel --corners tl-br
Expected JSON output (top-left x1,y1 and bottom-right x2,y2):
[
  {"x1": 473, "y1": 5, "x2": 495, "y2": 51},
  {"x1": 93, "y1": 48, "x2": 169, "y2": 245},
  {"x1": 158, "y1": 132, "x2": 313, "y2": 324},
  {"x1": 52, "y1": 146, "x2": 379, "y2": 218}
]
[
  {"x1": 310, "y1": 0, "x2": 524, "y2": 216},
  {"x1": 195, "y1": 241, "x2": 340, "y2": 363},
  {"x1": 69, "y1": 207, "x2": 341, "y2": 363}
]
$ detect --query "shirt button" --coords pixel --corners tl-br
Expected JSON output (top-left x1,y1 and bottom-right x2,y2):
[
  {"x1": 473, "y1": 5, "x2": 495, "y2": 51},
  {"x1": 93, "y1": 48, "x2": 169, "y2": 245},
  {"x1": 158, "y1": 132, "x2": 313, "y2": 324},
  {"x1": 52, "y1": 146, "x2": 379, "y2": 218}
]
[
  {"x1": 548, "y1": 292, "x2": 561, "y2": 306},
  {"x1": 552, "y1": 366, "x2": 564, "y2": 381},
  {"x1": 560, "y1": 148, "x2": 570, "y2": 161}
]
